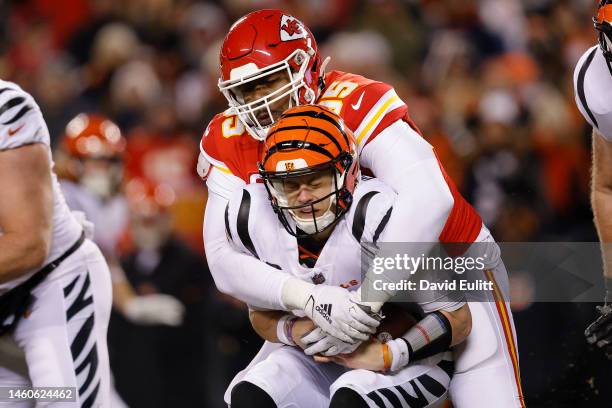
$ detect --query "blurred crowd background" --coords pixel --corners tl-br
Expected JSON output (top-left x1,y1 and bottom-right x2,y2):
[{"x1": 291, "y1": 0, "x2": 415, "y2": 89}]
[{"x1": 1, "y1": 0, "x2": 611, "y2": 407}]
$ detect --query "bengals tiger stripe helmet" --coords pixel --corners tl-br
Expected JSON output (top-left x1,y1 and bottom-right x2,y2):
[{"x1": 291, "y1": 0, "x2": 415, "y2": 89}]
[
  {"x1": 259, "y1": 105, "x2": 359, "y2": 237},
  {"x1": 595, "y1": 0, "x2": 612, "y2": 63},
  {"x1": 218, "y1": 9, "x2": 324, "y2": 141}
]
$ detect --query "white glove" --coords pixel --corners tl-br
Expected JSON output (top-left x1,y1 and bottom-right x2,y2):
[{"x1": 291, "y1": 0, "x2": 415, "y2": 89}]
[
  {"x1": 301, "y1": 327, "x2": 361, "y2": 356},
  {"x1": 123, "y1": 294, "x2": 185, "y2": 326},
  {"x1": 282, "y1": 278, "x2": 380, "y2": 343},
  {"x1": 305, "y1": 284, "x2": 379, "y2": 342},
  {"x1": 71, "y1": 210, "x2": 95, "y2": 240}
]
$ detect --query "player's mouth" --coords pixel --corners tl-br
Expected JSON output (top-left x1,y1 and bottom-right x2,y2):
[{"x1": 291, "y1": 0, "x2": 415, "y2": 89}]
[
  {"x1": 297, "y1": 207, "x2": 323, "y2": 217},
  {"x1": 255, "y1": 111, "x2": 282, "y2": 127}
]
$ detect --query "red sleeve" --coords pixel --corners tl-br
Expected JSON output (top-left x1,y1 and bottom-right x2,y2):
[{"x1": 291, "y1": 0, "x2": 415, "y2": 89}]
[
  {"x1": 200, "y1": 114, "x2": 233, "y2": 172},
  {"x1": 340, "y1": 81, "x2": 410, "y2": 151},
  {"x1": 200, "y1": 113, "x2": 262, "y2": 184}
]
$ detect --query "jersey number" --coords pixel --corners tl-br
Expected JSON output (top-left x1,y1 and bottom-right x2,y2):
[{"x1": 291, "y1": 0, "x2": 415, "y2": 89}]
[
  {"x1": 222, "y1": 115, "x2": 245, "y2": 138},
  {"x1": 318, "y1": 81, "x2": 358, "y2": 114}
]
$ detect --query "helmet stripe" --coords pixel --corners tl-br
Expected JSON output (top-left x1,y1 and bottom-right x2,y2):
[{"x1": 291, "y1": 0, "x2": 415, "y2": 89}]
[
  {"x1": 263, "y1": 139, "x2": 335, "y2": 165},
  {"x1": 267, "y1": 124, "x2": 343, "y2": 153},
  {"x1": 278, "y1": 109, "x2": 350, "y2": 146}
]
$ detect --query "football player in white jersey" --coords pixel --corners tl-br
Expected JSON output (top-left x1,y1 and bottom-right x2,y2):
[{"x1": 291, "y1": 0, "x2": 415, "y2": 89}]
[
  {"x1": 224, "y1": 105, "x2": 462, "y2": 408},
  {"x1": 223, "y1": 105, "x2": 521, "y2": 408},
  {"x1": 573, "y1": 0, "x2": 612, "y2": 359},
  {"x1": 57, "y1": 113, "x2": 184, "y2": 327},
  {"x1": 0, "y1": 80, "x2": 112, "y2": 406}
]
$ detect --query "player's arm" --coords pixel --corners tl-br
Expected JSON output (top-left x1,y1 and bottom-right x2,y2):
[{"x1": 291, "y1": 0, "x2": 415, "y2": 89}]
[
  {"x1": 316, "y1": 304, "x2": 470, "y2": 372},
  {"x1": 591, "y1": 129, "x2": 612, "y2": 283},
  {"x1": 357, "y1": 120, "x2": 454, "y2": 309},
  {"x1": 585, "y1": 129, "x2": 612, "y2": 358},
  {"x1": 0, "y1": 143, "x2": 53, "y2": 282}
]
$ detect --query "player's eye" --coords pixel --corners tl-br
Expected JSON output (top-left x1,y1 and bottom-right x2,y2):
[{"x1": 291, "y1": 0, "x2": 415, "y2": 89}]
[{"x1": 283, "y1": 180, "x2": 300, "y2": 192}]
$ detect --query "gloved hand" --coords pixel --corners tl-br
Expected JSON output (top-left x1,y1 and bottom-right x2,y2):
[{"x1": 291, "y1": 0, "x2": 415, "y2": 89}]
[
  {"x1": 302, "y1": 284, "x2": 380, "y2": 343},
  {"x1": 301, "y1": 327, "x2": 361, "y2": 356},
  {"x1": 281, "y1": 278, "x2": 380, "y2": 343},
  {"x1": 123, "y1": 294, "x2": 185, "y2": 327}
]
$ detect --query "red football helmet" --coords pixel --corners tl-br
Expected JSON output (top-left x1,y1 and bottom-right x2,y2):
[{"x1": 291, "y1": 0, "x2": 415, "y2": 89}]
[
  {"x1": 63, "y1": 113, "x2": 125, "y2": 159},
  {"x1": 595, "y1": 0, "x2": 612, "y2": 63},
  {"x1": 218, "y1": 9, "x2": 324, "y2": 140},
  {"x1": 61, "y1": 113, "x2": 126, "y2": 198}
]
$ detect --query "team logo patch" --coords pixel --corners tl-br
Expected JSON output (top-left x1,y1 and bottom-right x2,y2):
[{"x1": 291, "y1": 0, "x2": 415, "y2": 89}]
[
  {"x1": 311, "y1": 273, "x2": 326, "y2": 284},
  {"x1": 276, "y1": 158, "x2": 307, "y2": 172},
  {"x1": 280, "y1": 15, "x2": 307, "y2": 41}
]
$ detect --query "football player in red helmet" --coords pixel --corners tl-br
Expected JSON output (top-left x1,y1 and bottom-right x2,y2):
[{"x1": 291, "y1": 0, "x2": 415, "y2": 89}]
[
  {"x1": 574, "y1": 0, "x2": 612, "y2": 360},
  {"x1": 59, "y1": 113, "x2": 126, "y2": 201},
  {"x1": 58, "y1": 114, "x2": 185, "y2": 328},
  {"x1": 200, "y1": 9, "x2": 523, "y2": 407}
]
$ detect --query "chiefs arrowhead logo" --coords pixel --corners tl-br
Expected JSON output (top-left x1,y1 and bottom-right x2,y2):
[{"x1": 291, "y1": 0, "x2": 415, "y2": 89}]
[
  {"x1": 280, "y1": 15, "x2": 307, "y2": 41},
  {"x1": 282, "y1": 19, "x2": 302, "y2": 36}
]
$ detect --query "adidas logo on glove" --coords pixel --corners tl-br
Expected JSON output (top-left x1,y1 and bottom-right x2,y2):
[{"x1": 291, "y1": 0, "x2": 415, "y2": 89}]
[{"x1": 315, "y1": 303, "x2": 333, "y2": 324}]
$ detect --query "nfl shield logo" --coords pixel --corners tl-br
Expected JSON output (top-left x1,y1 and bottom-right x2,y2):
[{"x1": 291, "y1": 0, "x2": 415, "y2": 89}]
[{"x1": 311, "y1": 273, "x2": 326, "y2": 285}]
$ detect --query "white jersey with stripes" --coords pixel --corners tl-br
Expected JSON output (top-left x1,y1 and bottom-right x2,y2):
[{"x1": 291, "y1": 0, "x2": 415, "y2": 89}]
[
  {"x1": 0, "y1": 80, "x2": 81, "y2": 292},
  {"x1": 225, "y1": 178, "x2": 465, "y2": 313}
]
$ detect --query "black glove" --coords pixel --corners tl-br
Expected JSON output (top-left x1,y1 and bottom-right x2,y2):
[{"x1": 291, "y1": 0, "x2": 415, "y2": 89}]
[{"x1": 585, "y1": 278, "x2": 612, "y2": 359}]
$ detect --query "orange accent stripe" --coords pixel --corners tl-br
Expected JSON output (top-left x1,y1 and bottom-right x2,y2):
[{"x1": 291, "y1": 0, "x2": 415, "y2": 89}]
[
  {"x1": 485, "y1": 270, "x2": 525, "y2": 408},
  {"x1": 415, "y1": 324, "x2": 431, "y2": 343}
]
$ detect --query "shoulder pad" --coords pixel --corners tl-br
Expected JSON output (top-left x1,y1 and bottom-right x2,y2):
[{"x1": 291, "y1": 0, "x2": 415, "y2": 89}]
[
  {"x1": 319, "y1": 72, "x2": 408, "y2": 151},
  {"x1": 226, "y1": 184, "x2": 274, "y2": 258},
  {"x1": 344, "y1": 178, "x2": 396, "y2": 243}
]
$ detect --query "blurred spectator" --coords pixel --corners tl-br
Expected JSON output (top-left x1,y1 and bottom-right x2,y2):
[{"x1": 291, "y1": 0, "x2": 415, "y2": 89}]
[{"x1": 109, "y1": 179, "x2": 212, "y2": 407}]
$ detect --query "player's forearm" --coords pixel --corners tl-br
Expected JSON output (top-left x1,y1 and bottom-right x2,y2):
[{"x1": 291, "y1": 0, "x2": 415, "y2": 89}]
[
  {"x1": 592, "y1": 190, "x2": 612, "y2": 279},
  {"x1": 206, "y1": 236, "x2": 294, "y2": 309},
  {"x1": 205, "y1": 190, "x2": 293, "y2": 309},
  {"x1": 249, "y1": 310, "x2": 288, "y2": 343},
  {"x1": 386, "y1": 309, "x2": 457, "y2": 371},
  {"x1": 591, "y1": 130, "x2": 612, "y2": 279},
  {"x1": 0, "y1": 232, "x2": 50, "y2": 282}
]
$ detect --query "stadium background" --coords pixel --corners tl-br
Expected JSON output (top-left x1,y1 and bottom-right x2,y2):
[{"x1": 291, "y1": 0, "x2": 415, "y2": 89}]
[{"x1": 1, "y1": 0, "x2": 611, "y2": 406}]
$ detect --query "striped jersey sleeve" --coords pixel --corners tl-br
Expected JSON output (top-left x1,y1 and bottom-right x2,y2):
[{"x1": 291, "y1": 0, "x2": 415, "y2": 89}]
[
  {"x1": 573, "y1": 45, "x2": 612, "y2": 140},
  {"x1": 0, "y1": 80, "x2": 50, "y2": 151}
]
